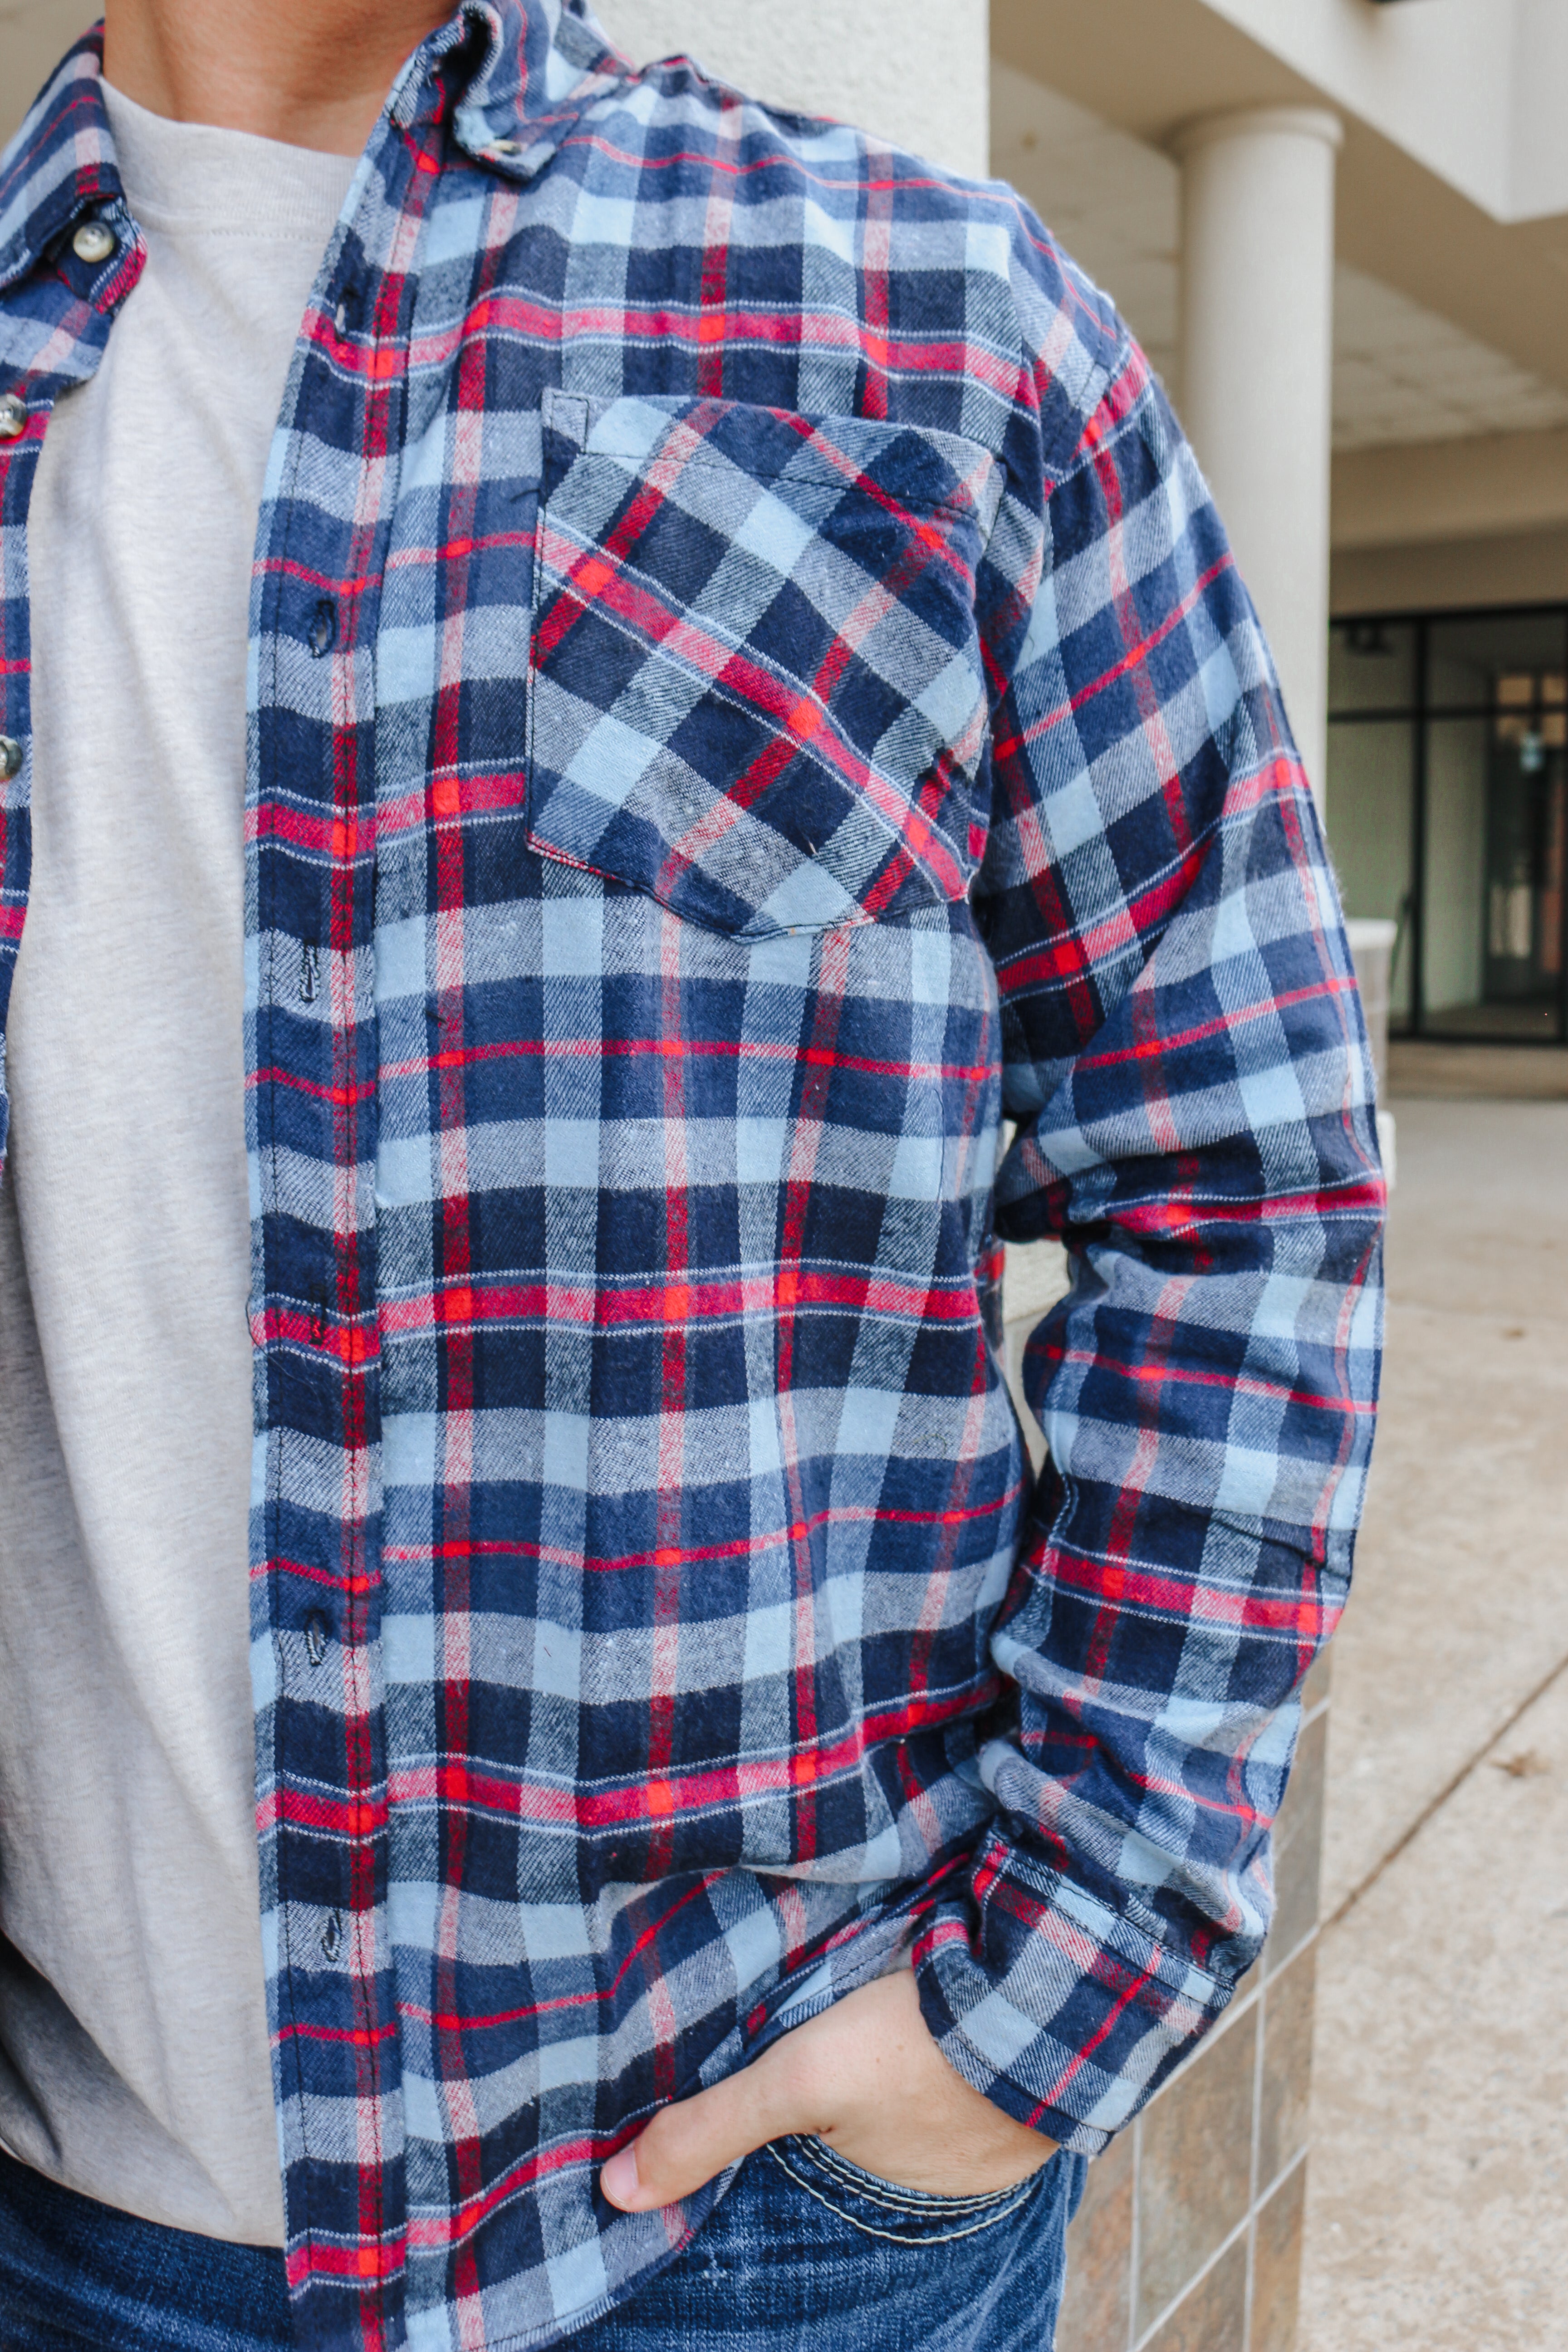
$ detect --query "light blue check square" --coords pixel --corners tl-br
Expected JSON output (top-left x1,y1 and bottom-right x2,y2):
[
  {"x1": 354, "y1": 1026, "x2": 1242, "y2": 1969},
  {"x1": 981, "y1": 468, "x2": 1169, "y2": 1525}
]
[{"x1": 564, "y1": 713, "x2": 666, "y2": 811}]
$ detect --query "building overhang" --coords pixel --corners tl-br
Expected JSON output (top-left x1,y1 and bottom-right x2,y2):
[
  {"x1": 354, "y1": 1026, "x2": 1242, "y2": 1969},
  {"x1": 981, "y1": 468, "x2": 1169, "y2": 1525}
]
[
  {"x1": 993, "y1": 0, "x2": 1568, "y2": 403},
  {"x1": 1334, "y1": 429, "x2": 1568, "y2": 554}
]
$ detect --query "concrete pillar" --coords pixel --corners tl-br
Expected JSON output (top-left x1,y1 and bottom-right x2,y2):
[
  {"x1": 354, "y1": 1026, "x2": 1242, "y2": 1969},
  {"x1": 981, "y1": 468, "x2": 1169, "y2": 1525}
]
[
  {"x1": 588, "y1": 0, "x2": 990, "y2": 179},
  {"x1": 1174, "y1": 108, "x2": 1343, "y2": 815}
]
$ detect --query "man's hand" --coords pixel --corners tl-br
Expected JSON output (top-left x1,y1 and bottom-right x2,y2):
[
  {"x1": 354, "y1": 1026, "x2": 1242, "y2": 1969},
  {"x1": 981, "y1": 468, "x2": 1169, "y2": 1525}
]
[{"x1": 599, "y1": 1968, "x2": 1057, "y2": 2212}]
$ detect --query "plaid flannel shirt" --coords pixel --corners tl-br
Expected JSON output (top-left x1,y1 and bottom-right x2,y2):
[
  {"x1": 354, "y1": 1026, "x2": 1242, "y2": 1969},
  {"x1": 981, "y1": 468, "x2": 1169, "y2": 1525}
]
[{"x1": 0, "y1": 6, "x2": 1384, "y2": 2347}]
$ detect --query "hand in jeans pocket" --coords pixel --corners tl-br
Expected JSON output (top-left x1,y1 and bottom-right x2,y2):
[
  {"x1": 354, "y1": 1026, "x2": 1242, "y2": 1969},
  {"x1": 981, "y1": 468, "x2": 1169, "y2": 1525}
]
[{"x1": 599, "y1": 1969, "x2": 1057, "y2": 2213}]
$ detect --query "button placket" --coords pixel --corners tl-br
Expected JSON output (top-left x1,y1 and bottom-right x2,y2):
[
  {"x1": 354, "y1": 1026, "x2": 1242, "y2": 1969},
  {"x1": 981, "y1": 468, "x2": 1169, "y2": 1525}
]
[{"x1": 248, "y1": 153, "x2": 401, "y2": 2254}]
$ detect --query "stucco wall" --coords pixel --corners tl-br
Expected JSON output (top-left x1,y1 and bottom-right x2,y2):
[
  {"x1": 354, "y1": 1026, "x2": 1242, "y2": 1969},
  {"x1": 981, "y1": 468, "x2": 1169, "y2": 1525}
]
[
  {"x1": 0, "y1": 0, "x2": 96, "y2": 146},
  {"x1": 589, "y1": 0, "x2": 990, "y2": 177},
  {"x1": 0, "y1": 0, "x2": 991, "y2": 172}
]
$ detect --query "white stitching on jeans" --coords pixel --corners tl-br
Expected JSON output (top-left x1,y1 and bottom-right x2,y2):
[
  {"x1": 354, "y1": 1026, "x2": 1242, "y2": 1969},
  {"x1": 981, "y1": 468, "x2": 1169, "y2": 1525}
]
[
  {"x1": 764, "y1": 2144, "x2": 1036, "y2": 2244},
  {"x1": 798, "y1": 2136, "x2": 1027, "y2": 2215}
]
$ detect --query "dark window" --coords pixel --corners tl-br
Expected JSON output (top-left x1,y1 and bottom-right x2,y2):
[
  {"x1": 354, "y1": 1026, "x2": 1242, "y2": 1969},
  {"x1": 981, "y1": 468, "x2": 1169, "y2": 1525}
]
[{"x1": 1328, "y1": 604, "x2": 1568, "y2": 1044}]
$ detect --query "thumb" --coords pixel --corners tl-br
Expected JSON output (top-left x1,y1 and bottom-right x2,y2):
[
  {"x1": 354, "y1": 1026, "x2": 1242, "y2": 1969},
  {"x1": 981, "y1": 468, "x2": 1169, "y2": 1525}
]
[{"x1": 600, "y1": 2051, "x2": 797, "y2": 2213}]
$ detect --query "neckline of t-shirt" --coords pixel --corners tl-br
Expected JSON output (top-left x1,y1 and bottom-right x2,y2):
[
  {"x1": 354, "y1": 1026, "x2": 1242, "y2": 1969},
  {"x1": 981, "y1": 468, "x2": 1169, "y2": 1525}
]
[{"x1": 101, "y1": 79, "x2": 360, "y2": 240}]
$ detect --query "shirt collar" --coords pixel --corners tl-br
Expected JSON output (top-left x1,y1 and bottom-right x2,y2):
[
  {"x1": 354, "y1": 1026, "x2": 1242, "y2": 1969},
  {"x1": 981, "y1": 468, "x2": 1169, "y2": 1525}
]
[
  {"x1": 442, "y1": 0, "x2": 630, "y2": 176},
  {"x1": 0, "y1": 28, "x2": 121, "y2": 298},
  {"x1": 0, "y1": 1, "x2": 629, "y2": 297}
]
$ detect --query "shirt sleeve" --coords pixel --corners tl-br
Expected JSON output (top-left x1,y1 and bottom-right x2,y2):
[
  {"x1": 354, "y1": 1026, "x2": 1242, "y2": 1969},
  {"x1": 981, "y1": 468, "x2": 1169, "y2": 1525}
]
[{"x1": 911, "y1": 302, "x2": 1386, "y2": 2154}]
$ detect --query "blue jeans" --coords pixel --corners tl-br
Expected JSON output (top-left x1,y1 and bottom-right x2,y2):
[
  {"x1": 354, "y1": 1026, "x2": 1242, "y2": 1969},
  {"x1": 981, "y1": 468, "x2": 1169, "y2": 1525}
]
[
  {"x1": 0, "y1": 2138, "x2": 1084, "y2": 2350},
  {"x1": 0, "y1": 2150, "x2": 290, "y2": 2349}
]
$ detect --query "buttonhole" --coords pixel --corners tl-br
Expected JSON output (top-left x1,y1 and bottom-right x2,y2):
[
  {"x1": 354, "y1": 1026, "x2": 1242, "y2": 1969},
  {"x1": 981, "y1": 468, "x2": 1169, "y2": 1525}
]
[
  {"x1": 299, "y1": 940, "x2": 321, "y2": 1004},
  {"x1": 304, "y1": 1611, "x2": 329, "y2": 1668},
  {"x1": 307, "y1": 600, "x2": 337, "y2": 657},
  {"x1": 320, "y1": 1910, "x2": 343, "y2": 1962},
  {"x1": 309, "y1": 1284, "x2": 329, "y2": 1345}
]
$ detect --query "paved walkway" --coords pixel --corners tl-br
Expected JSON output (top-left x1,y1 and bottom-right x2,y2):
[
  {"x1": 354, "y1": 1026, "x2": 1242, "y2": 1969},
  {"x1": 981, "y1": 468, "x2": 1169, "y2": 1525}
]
[{"x1": 1299, "y1": 1080, "x2": 1568, "y2": 2350}]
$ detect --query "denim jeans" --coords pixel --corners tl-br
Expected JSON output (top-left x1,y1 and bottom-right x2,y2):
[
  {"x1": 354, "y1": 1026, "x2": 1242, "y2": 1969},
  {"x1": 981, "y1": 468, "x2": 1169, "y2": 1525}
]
[
  {"x1": 0, "y1": 2149, "x2": 291, "y2": 2350},
  {"x1": 0, "y1": 2138, "x2": 1085, "y2": 2350},
  {"x1": 575, "y1": 2137, "x2": 1087, "y2": 2352}
]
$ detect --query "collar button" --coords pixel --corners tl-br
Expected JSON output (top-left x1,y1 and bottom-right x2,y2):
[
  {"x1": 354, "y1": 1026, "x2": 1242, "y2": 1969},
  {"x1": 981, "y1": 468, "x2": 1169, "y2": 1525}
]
[
  {"x1": 72, "y1": 219, "x2": 118, "y2": 265},
  {"x1": 0, "y1": 393, "x2": 26, "y2": 440}
]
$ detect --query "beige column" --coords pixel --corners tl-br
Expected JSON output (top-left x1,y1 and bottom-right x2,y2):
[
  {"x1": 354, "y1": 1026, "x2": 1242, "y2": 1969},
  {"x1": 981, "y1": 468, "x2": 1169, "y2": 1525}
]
[
  {"x1": 1174, "y1": 108, "x2": 1343, "y2": 815},
  {"x1": 588, "y1": 0, "x2": 990, "y2": 178}
]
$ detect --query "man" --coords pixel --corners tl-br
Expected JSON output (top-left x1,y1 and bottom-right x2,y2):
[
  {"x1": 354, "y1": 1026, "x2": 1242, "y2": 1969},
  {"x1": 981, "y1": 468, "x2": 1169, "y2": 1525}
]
[{"x1": 0, "y1": 0, "x2": 1383, "y2": 2345}]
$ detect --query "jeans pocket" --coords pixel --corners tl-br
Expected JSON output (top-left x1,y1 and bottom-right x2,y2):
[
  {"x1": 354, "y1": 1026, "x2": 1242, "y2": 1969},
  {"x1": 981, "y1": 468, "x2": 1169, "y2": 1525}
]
[{"x1": 764, "y1": 2133, "x2": 1046, "y2": 2246}]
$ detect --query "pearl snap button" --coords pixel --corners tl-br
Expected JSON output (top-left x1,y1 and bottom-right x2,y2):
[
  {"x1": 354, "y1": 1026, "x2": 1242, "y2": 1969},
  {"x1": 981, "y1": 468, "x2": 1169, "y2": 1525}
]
[
  {"x1": 0, "y1": 737, "x2": 23, "y2": 780},
  {"x1": 72, "y1": 219, "x2": 118, "y2": 265},
  {"x1": 0, "y1": 393, "x2": 26, "y2": 440}
]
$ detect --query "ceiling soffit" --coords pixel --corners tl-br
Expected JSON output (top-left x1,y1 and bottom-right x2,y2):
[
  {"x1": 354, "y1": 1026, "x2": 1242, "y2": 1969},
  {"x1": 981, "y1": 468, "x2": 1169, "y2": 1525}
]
[{"x1": 992, "y1": 0, "x2": 1568, "y2": 405}]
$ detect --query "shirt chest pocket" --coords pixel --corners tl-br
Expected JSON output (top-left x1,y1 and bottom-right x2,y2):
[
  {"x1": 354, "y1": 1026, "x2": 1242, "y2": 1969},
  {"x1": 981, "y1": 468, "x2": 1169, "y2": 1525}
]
[{"x1": 526, "y1": 390, "x2": 1003, "y2": 938}]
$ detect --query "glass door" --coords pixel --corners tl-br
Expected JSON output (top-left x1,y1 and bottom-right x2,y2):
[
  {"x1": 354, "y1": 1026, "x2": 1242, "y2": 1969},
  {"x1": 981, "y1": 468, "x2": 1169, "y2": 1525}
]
[
  {"x1": 1486, "y1": 675, "x2": 1567, "y2": 1036},
  {"x1": 1328, "y1": 604, "x2": 1568, "y2": 1045}
]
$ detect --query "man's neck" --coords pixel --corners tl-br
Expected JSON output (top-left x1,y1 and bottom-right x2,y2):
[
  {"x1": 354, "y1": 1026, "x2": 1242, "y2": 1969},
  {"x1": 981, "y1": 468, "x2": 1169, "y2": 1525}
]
[{"x1": 102, "y1": 0, "x2": 458, "y2": 154}]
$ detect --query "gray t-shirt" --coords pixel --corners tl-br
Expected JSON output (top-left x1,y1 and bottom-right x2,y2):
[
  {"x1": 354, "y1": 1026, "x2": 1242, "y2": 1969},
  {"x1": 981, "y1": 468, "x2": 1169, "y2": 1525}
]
[{"x1": 0, "y1": 83, "x2": 355, "y2": 2246}]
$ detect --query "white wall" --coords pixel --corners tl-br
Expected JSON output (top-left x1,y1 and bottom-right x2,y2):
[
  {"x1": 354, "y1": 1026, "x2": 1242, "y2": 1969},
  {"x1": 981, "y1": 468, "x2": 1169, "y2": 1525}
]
[
  {"x1": 1197, "y1": 0, "x2": 1519, "y2": 216},
  {"x1": 0, "y1": 1, "x2": 990, "y2": 173},
  {"x1": 0, "y1": 0, "x2": 97, "y2": 147},
  {"x1": 589, "y1": 0, "x2": 990, "y2": 178},
  {"x1": 1196, "y1": 0, "x2": 1568, "y2": 225},
  {"x1": 1509, "y1": 0, "x2": 1568, "y2": 221}
]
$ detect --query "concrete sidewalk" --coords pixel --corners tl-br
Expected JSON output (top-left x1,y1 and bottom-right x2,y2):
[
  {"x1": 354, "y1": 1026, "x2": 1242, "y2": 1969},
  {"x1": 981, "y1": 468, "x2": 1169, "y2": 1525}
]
[{"x1": 1298, "y1": 1086, "x2": 1568, "y2": 2350}]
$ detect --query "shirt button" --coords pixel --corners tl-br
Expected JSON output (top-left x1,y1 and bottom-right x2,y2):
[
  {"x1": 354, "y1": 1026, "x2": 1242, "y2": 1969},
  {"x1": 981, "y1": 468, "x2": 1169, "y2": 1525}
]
[
  {"x1": 0, "y1": 393, "x2": 26, "y2": 440},
  {"x1": 0, "y1": 737, "x2": 22, "y2": 780},
  {"x1": 71, "y1": 219, "x2": 118, "y2": 265},
  {"x1": 307, "y1": 599, "x2": 337, "y2": 657},
  {"x1": 304, "y1": 1611, "x2": 330, "y2": 1667}
]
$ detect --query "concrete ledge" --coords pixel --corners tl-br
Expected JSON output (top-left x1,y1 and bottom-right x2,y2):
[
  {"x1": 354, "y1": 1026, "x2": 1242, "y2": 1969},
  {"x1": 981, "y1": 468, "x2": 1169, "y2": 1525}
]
[
  {"x1": 1331, "y1": 522, "x2": 1568, "y2": 615},
  {"x1": 1333, "y1": 426, "x2": 1568, "y2": 553},
  {"x1": 1387, "y1": 1041, "x2": 1568, "y2": 1099}
]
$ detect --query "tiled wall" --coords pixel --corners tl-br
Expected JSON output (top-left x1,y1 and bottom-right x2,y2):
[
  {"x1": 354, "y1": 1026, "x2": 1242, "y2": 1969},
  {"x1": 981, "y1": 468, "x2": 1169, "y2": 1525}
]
[{"x1": 1001, "y1": 1243, "x2": 1328, "y2": 2352}]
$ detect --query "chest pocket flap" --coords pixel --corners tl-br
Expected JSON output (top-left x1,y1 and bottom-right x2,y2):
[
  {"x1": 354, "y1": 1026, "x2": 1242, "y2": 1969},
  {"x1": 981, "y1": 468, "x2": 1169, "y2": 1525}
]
[{"x1": 527, "y1": 391, "x2": 1003, "y2": 938}]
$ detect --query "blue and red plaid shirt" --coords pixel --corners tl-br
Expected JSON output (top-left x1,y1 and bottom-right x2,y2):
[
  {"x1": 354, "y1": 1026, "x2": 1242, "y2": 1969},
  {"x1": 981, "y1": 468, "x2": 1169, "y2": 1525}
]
[{"x1": 0, "y1": 7, "x2": 1384, "y2": 2346}]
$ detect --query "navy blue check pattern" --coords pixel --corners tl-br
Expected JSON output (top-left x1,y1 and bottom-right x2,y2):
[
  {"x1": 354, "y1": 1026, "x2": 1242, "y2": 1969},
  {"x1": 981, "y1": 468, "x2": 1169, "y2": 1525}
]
[{"x1": 0, "y1": 9, "x2": 1384, "y2": 2349}]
